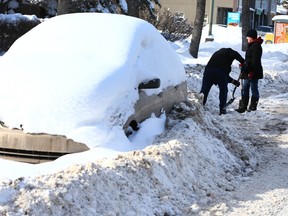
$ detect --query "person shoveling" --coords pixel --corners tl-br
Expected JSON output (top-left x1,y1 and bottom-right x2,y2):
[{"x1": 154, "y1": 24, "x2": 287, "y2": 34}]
[{"x1": 200, "y1": 48, "x2": 244, "y2": 115}]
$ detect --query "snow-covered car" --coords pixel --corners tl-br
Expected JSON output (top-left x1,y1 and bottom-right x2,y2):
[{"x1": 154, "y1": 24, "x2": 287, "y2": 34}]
[{"x1": 0, "y1": 13, "x2": 187, "y2": 163}]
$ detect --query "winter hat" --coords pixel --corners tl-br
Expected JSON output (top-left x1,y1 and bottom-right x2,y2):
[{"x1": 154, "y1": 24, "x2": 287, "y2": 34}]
[{"x1": 246, "y1": 29, "x2": 257, "y2": 39}]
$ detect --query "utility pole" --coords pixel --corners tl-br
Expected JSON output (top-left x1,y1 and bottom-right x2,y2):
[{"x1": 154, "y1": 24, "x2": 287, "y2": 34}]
[
  {"x1": 267, "y1": 0, "x2": 272, "y2": 25},
  {"x1": 205, "y1": 0, "x2": 215, "y2": 42},
  {"x1": 208, "y1": 0, "x2": 214, "y2": 36}
]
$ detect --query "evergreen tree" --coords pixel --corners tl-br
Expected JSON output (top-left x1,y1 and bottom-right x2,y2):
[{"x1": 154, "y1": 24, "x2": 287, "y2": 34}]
[
  {"x1": 139, "y1": 0, "x2": 160, "y2": 18},
  {"x1": 56, "y1": 0, "x2": 160, "y2": 17}
]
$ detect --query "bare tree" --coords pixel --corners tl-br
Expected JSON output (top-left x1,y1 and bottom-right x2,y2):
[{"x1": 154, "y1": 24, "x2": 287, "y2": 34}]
[
  {"x1": 150, "y1": 8, "x2": 193, "y2": 42},
  {"x1": 241, "y1": 0, "x2": 250, "y2": 51},
  {"x1": 189, "y1": 0, "x2": 206, "y2": 58}
]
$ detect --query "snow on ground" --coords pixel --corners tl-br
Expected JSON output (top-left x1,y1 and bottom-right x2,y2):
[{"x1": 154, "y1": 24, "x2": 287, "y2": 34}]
[{"x1": 0, "y1": 16, "x2": 288, "y2": 215}]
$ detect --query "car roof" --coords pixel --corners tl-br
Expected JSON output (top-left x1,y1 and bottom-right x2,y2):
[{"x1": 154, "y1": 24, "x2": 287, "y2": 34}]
[
  {"x1": 6, "y1": 13, "x2": 185, "y2": 88},
  {"x1": 257, "y1": 26, "x2": 273, "y2": 29}
]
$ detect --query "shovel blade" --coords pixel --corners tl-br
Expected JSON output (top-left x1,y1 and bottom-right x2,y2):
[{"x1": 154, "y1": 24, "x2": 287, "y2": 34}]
[{"x1": 226, "y1": 98, "x2": 235, "y2": 106}]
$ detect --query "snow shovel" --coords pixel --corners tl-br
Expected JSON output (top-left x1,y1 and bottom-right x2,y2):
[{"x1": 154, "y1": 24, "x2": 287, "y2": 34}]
[{"x1": 226, "y1": 72, "x2": 243, "y2": 107}]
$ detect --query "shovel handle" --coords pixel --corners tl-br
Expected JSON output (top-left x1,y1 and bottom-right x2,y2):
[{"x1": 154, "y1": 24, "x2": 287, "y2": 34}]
[{"x1": 226, "y1": 72, "x2": 243, "y2": 107}]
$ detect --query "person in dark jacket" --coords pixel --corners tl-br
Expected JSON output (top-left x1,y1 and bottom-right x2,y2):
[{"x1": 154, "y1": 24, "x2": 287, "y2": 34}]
[
  {"x1": 200, "y1": 48, "x2": 245, "y2": 115},
  {"x1": 235, "y1": 29, "x2": 263, "y2": 113}
]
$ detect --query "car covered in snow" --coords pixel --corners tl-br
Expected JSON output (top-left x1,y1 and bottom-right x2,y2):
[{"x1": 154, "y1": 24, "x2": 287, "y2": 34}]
[{"x1": 0, "y1": 13, "x2": 187, "y2": 163}]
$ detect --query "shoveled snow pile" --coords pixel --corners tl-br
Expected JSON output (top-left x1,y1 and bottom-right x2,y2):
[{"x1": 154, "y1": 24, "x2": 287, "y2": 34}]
[
  {"x1": 0, "y1": 88, "x2": 259, "y2": 215},
  {"x1": 0, "y1": 65, "x2": 287, "y2": 216}
]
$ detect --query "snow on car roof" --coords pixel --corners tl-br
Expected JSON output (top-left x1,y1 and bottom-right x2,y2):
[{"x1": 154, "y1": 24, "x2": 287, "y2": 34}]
[{"x1": 0, "y1": 13, "x2": 185, "y2": 148}]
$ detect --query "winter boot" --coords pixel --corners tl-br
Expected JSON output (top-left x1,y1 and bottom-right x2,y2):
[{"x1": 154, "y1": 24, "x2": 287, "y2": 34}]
[
  {"x1": 247, "y1": 97, "x2": 259, "y2": 112},
  {"x1": 235, "y1": 97, "x2": 249, "y2": 113},
  {"x1": 219, "y1": 108, "x2": 227, "y2": 115}
]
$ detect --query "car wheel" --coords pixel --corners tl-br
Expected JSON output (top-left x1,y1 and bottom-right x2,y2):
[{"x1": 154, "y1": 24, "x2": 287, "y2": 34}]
[{"x1": 129, "y1": 120, "x2": 139, "y2": 131}]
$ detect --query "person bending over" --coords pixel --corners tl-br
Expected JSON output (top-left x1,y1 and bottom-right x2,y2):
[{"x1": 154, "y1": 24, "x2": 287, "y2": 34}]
[{"x1": 200, "y1": 48, "x2": 244, "y2": 115}]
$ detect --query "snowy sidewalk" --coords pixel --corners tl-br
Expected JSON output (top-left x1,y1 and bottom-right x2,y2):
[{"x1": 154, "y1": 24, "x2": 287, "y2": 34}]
[{"x1": 200, "y1": 92, "x2": 288, "y2": 216}]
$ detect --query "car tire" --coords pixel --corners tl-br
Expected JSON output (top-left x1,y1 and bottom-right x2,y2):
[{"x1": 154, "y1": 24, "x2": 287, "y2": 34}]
[
  {"x1": 129, "y1": 120, "x2": 139, "y2": 131},
  {"x1": 265, "y1": 40, "x2": 273, "y2": 44}
]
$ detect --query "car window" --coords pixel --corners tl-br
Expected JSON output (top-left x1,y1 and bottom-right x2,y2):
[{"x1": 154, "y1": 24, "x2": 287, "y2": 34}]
[{"x1": 257, "y1": 26, "x2": 273, "y2": 32}]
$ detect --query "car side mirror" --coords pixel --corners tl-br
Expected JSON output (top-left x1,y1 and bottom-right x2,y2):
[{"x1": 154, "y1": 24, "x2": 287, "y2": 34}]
[{"x1": 138, "y1": 78, "x2": 160, "y2": 90}]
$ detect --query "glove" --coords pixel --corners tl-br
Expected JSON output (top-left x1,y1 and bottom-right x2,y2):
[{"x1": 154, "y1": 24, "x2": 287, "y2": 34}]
[
  {"x1": 241, "y1": 62, "x2": 249, "y2": 74},
  {"x1": 248, "y1": 72, "x2": 253, "y2": 79},
  {"x1": 231, "y1": 79, "x2": 240, "y2": 87}
]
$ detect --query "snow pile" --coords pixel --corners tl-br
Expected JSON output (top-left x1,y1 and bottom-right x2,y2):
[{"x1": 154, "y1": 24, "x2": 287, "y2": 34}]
[
  {"x1": 0, "y1": 99, "x2": 257, "y2": 215},
  {"x1": 0, "y1": 17, "x2": 288, "y2": 215}
]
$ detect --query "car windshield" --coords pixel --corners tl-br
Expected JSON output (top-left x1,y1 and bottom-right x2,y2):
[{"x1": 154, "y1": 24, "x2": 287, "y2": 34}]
[{"x1": 257, "y1": 26, "x2": 273, "y2": 32}]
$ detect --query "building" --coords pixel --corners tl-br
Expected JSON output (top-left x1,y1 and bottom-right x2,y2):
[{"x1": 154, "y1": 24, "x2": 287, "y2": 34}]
[
  {"x1": 159, "y1": 0, "x2": 239, "y2": 26},
  {"x1": 159, "y1": 0, "x2": 278, "y2": 28},
  {"x1": 238, "y1": 0, "x2": 278, "y2": 27}
]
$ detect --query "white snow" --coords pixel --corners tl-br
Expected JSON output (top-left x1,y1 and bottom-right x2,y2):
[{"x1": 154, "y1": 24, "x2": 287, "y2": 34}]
[
  {"x1": 0, "y1": 14, "x2": 288, "y2": 215},
  {"x1": 0, "y1": 13, "x2": 184, "y2": 147}
]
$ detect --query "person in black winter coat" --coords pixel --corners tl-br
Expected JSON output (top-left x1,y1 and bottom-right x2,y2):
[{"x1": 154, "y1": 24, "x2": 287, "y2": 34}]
[
  {"x1": 200, "y1": 48, "x2": 245, "y2": 115},
  {"x1": 235, "y1": 29, "x2": 263, "y2": 113}
]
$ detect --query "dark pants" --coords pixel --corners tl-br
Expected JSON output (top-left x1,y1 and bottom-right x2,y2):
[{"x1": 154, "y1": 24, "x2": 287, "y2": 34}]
[
  {"x1": 241, "y1": 79, "x2": 259, "y2": 99},
  {"x1": 200, "y1": 68, "x2": 228, "y2": 110}
]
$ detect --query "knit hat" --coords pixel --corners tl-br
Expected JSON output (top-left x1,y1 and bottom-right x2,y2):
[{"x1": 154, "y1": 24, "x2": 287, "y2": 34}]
[{"x1": 246, "y1": 29, "x2": 257, "y2": 39}]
